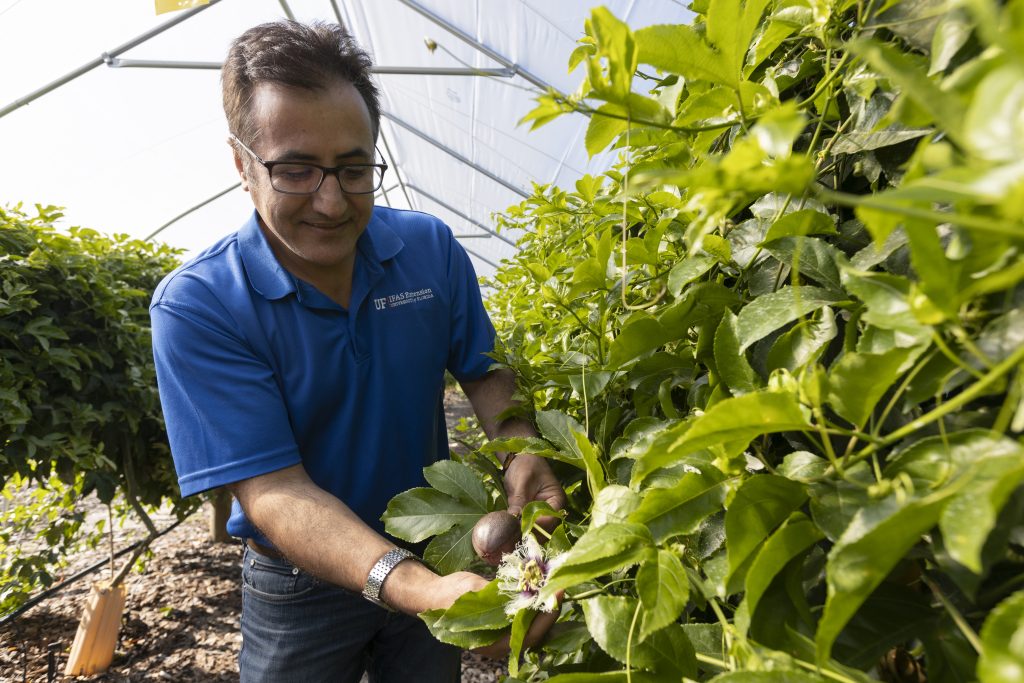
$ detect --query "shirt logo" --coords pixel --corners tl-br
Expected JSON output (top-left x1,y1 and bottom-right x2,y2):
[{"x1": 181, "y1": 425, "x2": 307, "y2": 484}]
[{"x1": 373, "y1": 287, "x2": 435, "y2": 311}]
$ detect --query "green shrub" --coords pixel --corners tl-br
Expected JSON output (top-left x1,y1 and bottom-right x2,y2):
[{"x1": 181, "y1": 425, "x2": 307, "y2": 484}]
[{"x1": 0, "y1": 204, "x2": 191, "y2": 616}]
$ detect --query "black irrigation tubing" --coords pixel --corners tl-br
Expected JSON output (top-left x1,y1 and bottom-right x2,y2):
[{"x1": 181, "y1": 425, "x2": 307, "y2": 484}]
[{"x1": 0, "y1": 511, "x2": 194, "y2": 629}]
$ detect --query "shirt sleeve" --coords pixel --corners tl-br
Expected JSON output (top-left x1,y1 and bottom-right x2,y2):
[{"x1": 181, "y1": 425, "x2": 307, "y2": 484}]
[
  {"x1": 445, "y1": 230, "x2": 496, "y2": 382},
  {"x1": 151, "y1": 301, "x2": 301, "y2": 497}
]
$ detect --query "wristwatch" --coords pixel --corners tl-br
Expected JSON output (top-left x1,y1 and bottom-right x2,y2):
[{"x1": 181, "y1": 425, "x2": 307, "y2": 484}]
[{"x1": 362, "y1": 547, "x2": 417, "y2": 610}]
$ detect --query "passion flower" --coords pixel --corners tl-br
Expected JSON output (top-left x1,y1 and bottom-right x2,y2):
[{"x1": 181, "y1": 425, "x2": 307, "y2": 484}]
[{"x1": 495, "y1": 534, "x2": 564, "y2": 615}]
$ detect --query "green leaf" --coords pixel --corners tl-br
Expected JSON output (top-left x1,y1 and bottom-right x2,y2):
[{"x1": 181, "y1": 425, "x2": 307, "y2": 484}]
[
  {"x1": 832, "y1": 582, "x2": 938, "y2": 669},
  {"x1": 978, "y1": 590, "x2": 1024, "y2": 683},
  {"x1": 764, "y1": 237, "x2": 845, "y2": 292},
  {"x1": 762, "y1": 210, "x2": 837, "y2": 242},
  {"x1": 963, "y1": 63, "x2": 1024, "y2": 164},
  {"x1": 573, "y1": 428, "x2": 607, "y2": 495},
  {"x1": 725, "y1": 475, "x2": 808, "y2": 593},
  {"x1": 826, "y1": 347, "x2": 913, "y2": 428},
  {"x1": 588, "y1": 7, "x2": 638, "y2": 99},
  {"x1": 540, "y1": 523, "x2": 653, "y2": 599},
  {"x1": 536, "y1": 410, "x2": 586, "y2": 465},
  {"x1": 636, "y1": 549, "x2": 689, "y2": 640},
  {"x1": 706, "y1": 0, "x2": 772, "y2": 83},
  {"x1": 592, "y1": 485, "x2": 641, "y2": 527},
  {"x1": 766, "y1": 307, "x2": 838, "y2": 374},
  {"x1": 424, "y1": 524, "x2": 475, "y2": 575},
  {"x1": 830, "y1": 128, "x2": 931, "y2": 154},
  {"x1": 629, "y1": 469, "x2": 730, "y2": 542},
  {"x1": 850, "y1": 38, "x2": 964, "y2": 146},
  {"x1": 382, "y1": 488, "x2": 483, "y2": 542},
  {"x1": 581, "y1": 596, "x2": 695, "y2": 675},
  {"x1": 884, "y1": 430, "x2": 1023, "y2": 491},
  {"x1": 668, "y1": 392, "x2": 811, "y2": 457},
  {"x1": 435, "y1": 580, "x2": 510, "y2": 632},
  {"x1": 714, "y1": 310, "x2": 760, "y2": 394},
  {"x1": 545, "y1": 672, "x2": 662, "y2": 683},
  {"x1": 808, "y1": 473, "x2": 875, "y2": 542},
  {"x1": 708, "y1": 672, "x2": 829, "y2": 683},
  {"x1": 423, "y1": 460, "x2": 490, "y2": 511},
  {"x1": 735, "y1": 512, "x2": 823, "y2": 636},
  {"x1": 841, "y1": 270, "x2": 930, "y2": 337},
  {"x1": 586, "y1": 104, "x2": 630, "y2": 156},
  {"x1": 736, "y1": 286, "x2": 844, "y2": 351},
  {"x1": 635, "y1": 24, "x2": 734, "y2": 86},
  {"x1": 940, "y1": 453, "x2": 1024, "y2": 572},
  {"x1": 778, "y1": 451, "x2": 830, "y2": 482},
  {"x1": 582, "y1": 595, "x2": 648, "y2": 666},
  {"x1": 816, "y1": 488, "x2": 956, "y2": 662},
  {"x1": 508, "y1": 608, "x2": 536, "y2": 678},
  {"x1": 420, "y1": 608, "x2": 506, "y2": 649},
  {"x1": 668, "y1": 255, "x2": 717, "y2": 297},
  {"x1": 606, "y1": 315, "x2": 673, "y2": 368}
]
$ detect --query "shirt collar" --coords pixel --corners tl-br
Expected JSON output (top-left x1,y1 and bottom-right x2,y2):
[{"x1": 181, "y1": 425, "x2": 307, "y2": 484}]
[{"x1": 238, "y1": 208, "x2": 405, "y2": 302}]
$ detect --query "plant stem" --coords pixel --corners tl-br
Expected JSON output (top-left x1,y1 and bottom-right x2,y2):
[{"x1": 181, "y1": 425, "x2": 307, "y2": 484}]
[
  {"x1": 921, "y1": 573, "x2": 983, "y2": 654},
  {"x1": 853, "y1": 343, "x2": 1024, "y2": 463},
  {"x1": 815, "y1": 187, "x2": 1024, "y2": 238},
  {"x1": 626, "y1": 600, "x2": 641, "y2": 683},
  {"x1": 930, "y1": 332, "x2": 986, "y2": 381},
  {"x1": 814, "y1": 406, "x2": 844, "y2": 475}
]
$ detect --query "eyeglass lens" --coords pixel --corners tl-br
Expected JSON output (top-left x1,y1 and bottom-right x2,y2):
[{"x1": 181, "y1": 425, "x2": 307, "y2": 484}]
[{"x1": 269, "y1": 164, "x2": 384, "y2": 195}]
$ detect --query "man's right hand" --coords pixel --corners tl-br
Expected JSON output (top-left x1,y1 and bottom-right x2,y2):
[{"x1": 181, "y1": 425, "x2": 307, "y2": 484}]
[{"x1": 428, "y1": 571, "x2": 563, "y2": 660}]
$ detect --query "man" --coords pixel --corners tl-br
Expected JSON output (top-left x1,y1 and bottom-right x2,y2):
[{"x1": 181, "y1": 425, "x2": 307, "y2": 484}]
[{"x1": 150, "y1": 20, "x2": 565, "y2": 683}]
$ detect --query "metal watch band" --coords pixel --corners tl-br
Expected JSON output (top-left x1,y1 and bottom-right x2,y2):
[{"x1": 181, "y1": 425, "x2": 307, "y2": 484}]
[{"x1": 362, "y1": 547, "x2": 417, "y2": 611}]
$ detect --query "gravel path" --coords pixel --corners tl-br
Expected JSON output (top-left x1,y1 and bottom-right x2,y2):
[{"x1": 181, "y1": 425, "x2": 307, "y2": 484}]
[{"x1": 0, "y1": 389, "x2": 508, "y2": 682}]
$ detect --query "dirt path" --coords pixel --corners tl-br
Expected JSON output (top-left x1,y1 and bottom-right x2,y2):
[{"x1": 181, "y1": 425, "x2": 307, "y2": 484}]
[{"x1": 0, "y1": 389, "x2": 506, "y2": 682}]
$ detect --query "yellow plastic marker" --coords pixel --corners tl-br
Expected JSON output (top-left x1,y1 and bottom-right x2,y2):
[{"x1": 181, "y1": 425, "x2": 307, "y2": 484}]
[{"x1": 155, "y1": 0, "x2": 209, "y2": 15}]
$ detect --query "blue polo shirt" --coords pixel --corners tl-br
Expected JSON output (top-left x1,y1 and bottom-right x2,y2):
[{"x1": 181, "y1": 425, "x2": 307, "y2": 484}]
[{"x1": 150, "y1": 207, "x2": 495, "y2": 541}]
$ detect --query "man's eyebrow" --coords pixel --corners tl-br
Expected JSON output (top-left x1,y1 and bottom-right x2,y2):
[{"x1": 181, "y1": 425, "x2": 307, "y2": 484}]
[{"x1": 274, "y1": 147, "x2": 372, "y2": 162}]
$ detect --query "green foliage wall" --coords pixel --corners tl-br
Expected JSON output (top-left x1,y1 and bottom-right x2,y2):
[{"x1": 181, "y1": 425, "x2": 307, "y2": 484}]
[
  {"x1": 385, "y1": 0, "x2": 1024, "y2": 680},
  {"x1": 0, "y1": 205, "x2": 188, "y2": 615}
]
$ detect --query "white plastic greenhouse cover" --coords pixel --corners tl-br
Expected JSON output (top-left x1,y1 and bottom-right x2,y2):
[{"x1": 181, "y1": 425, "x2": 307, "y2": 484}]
[{"x1": 0, "y1": 0, "x2": 692, "y2": 277}]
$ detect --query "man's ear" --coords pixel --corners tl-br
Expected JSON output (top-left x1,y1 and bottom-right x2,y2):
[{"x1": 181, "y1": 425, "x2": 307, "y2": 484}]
[{"x1": 231, "y1": 143, "x2": 250, "y2": 193}]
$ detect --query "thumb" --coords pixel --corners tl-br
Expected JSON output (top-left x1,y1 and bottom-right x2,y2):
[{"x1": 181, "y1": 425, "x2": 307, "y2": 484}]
[{"x1": 506, "y1": 492, "x2": 528, "y2": 517}]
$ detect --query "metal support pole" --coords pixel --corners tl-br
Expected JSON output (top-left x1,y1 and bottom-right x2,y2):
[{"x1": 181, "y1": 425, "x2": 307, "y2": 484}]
[
  {"x1": 461, "y1": 245, "x2": 500, "y2": 269},
  {"x1": 393, "y1": 0, "x2": 557, "y2": 93},
  {"x1": 278, "y1": 0, "x2": 296, "y2": 20},
  {"x1": 145, "y1": 182, "x2": 240, "y2": 241},
  {"x1": 103, "y1": 59, "x2": 513, "y2": 77},
  {"x1": 406, "y1": 184, "x2": 517, "y2": 248},
  {"x1": 0, "y1": 0, "x2": 220, "y2": 120},
  {"x1": 382, "y1": 111, "x2": 529, "y2": 199}
]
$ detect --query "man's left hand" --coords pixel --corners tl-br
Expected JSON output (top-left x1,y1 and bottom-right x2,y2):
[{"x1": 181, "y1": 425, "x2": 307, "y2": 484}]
[{"x1": 503, "y1": 453, "x2": 566, "y2": 523}]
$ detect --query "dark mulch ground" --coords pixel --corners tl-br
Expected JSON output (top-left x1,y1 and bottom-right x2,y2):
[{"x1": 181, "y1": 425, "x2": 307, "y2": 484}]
[{"x1": 0, "y1": 390, "x2": 507, "y2": 682}]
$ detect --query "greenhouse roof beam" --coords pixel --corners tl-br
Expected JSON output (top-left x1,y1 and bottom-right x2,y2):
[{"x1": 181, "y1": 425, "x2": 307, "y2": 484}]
[
  {"x1": 145, "y1": 182, "x2": 240, "y2": 242},
  {"x1": 393, "y1": 0, "x2": 556, "y2": 93},
  {"x1": 406, "y1": 184, "x2": 518, "y2": 248},
  {"x1": 103, "y1": 58, "x2": 515, "y2": 77},
  {"x1": 460, "y1": 245, "x2": 500, "y2": 269},
  {"x1": 0, "y1": 0, "x2": 220, "y2": 120},
  {"x1": 383, "y1": 111, "x2": 530, "y2": 200}
]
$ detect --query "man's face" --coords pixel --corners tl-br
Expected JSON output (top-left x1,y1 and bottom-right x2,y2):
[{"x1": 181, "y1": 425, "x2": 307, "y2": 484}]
[{"x1": 236, "y1": 79, "x2": 376, "y2": 283}]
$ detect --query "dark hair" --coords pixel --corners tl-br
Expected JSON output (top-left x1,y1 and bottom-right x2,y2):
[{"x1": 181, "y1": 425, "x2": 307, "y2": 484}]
[{"x1": 222, "y1": 20, "x2": 381, "y2": 146}]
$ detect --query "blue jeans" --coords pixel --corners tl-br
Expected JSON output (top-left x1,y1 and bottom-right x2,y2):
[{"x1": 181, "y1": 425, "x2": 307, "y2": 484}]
[{"x1": 239, "y1": 544, "x2": 462, "y2": 683}]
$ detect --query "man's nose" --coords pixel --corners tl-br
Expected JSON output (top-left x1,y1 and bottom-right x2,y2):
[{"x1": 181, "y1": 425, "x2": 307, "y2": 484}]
[{"x1": 311, "y1": 171, "x2": 350, "y2": 212}]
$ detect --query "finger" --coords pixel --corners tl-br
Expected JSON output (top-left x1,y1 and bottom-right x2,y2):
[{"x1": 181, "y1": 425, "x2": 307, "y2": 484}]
[{"x1": 506, "y1": 491, "x2": 530, "y2": 518}]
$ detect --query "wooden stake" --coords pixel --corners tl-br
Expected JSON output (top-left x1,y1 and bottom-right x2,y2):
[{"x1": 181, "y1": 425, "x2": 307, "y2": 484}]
[
  {"x1": 209, "y1": 488, "x2": 233, "y2": 543},
  {"x1": 63, "y1": 580, "x2": 126, "y2": 676}
]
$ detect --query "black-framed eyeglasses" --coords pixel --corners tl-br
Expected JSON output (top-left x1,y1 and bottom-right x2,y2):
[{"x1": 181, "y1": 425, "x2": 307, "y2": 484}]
[{"x1": 230, "y1": 134, "x2": 388, "y2": 196}]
